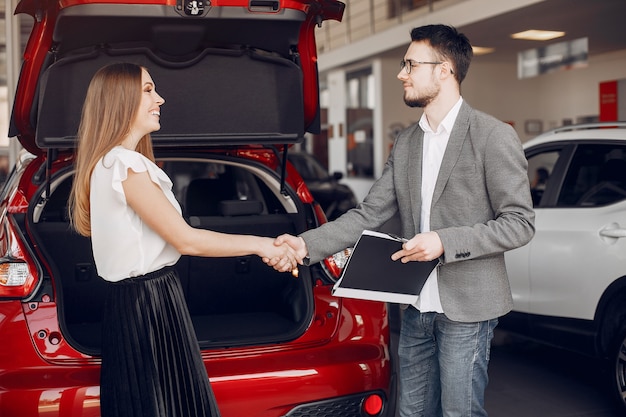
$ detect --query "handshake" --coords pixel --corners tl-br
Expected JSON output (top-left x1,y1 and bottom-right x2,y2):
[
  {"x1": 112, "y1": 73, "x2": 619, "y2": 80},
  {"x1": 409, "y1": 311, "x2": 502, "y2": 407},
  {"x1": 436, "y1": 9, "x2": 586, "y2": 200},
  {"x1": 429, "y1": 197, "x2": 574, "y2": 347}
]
[
  {"x1": 260, "y1": 230, "x2": 444, "y2": 275},
  {"x1": 260, "y1": 230, "x2": 445, "y2": 275},
  {"x1": 260, "y1": 234, "x2": 308, "y2": 275}
]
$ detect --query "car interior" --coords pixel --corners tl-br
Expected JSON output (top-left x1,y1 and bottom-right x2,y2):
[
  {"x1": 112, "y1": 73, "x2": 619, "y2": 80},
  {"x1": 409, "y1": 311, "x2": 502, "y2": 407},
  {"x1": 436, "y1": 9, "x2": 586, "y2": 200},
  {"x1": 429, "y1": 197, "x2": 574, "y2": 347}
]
[
  {"x1": 28, "y1": 159, "x2": 312, "y2": 356},
  {"x1": 557, "y1": 144, "x2": 626, "y2": 207},
  {"x1": 19, "y1": 7, "x2": 320, "y2": 356}
]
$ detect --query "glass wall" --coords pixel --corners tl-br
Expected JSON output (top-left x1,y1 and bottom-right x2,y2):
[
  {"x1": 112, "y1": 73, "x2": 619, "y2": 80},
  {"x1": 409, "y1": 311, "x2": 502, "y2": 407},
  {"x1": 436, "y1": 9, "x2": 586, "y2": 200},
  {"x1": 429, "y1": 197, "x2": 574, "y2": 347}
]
[
  {"x1": 346, "y1": 68, "x2": 374, "y2": 178},
  {"x1": 1, "y1": 0, "x2": 32, "y2": 180},
  {"x1": 1, "y1": 0, "x2": 11, "y2": 181}
]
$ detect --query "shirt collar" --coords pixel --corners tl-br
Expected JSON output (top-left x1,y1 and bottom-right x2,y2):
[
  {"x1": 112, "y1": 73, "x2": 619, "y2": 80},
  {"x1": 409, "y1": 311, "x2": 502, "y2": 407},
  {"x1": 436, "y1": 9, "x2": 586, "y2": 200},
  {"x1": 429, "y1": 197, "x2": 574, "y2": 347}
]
[{"x1": 419, "y1": 97, "x2": 464, "y2": 135}]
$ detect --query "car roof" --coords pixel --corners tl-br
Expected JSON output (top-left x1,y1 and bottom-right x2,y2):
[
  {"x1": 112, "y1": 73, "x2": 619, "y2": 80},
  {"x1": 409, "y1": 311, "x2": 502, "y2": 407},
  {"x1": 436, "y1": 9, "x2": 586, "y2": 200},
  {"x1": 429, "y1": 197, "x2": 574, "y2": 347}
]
[
  {"x1": 524, "y1": 122, "x2": 626, "y2": 149},
  {"x1": 10, "y1": 0, "x2": 345, "y2": 155}
]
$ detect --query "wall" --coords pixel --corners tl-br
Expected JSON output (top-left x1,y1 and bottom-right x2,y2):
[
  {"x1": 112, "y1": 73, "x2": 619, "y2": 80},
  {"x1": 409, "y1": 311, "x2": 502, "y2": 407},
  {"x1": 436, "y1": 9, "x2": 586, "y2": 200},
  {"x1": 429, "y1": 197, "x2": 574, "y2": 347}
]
[
  {"x1": 342, "y1": 48, "x2": 626, "y2": 201},
  {"x1": 378, "y1": 49, "x2": 626, "y2": 144},
  {"x1": 465, "y1": 49, "x2": 626, "y2": 142}
]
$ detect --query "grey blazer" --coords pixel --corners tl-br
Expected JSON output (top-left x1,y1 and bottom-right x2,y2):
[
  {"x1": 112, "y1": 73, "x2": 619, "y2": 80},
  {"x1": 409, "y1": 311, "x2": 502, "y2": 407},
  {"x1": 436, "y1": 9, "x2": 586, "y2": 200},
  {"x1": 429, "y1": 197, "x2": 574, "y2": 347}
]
[{"x1": 301, "y1": 101, "x2": 535, "y2": 322}]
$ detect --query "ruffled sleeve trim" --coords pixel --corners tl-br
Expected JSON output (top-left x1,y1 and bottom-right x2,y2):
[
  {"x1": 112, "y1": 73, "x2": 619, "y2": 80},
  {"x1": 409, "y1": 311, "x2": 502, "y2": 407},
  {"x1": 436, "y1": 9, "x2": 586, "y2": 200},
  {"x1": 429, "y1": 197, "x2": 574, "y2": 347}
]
[{"x1": 104, "y1": 147, "x2": 173, "y2": 202}]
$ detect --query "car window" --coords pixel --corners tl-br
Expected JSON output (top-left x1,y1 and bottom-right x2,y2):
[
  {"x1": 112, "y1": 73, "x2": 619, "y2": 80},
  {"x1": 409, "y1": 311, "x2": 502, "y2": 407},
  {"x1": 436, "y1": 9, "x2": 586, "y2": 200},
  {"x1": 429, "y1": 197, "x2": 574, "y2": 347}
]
[
  {"x1": 289, "y1": 154, "x2": 328, "y2": 182},
  {"x1": 557, "y1": 144, "x2": 626, "y2": 207},
  {"x1": 527, "y1": 150, "x2": 560, "y2": 207},
  {"x1": 34, "y1": 160, "x2": 289, "y2": 224},
  {"x1": 160, "y1": 160, "x2": 286, "y2": 216}
]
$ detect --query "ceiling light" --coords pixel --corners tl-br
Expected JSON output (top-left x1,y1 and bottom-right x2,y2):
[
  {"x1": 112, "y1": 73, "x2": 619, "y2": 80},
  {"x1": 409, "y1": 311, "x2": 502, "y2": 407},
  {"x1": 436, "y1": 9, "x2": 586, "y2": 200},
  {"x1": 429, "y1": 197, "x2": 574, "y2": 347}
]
[
  {"x1": 510, "y1": 30, "x2": 565, "y2": 41},
  {"x1": 472, "y1": 46, "x2": 495, "y2": 56}
]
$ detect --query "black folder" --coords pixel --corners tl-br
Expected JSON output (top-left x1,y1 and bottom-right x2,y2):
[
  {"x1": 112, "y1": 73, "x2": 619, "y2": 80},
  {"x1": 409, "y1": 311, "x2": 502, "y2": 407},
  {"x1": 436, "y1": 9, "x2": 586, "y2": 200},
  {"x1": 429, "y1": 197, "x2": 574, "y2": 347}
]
[{"x1": 332, "y1": 230, "x2": 439, "y2": 303}]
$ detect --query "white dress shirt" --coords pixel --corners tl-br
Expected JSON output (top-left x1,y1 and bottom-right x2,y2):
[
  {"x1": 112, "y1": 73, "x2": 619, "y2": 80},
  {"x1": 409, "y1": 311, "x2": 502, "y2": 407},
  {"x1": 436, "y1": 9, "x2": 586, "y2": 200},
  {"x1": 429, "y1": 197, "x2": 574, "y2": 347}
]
[{"x1": 413, "y1": 97, "x2": 463, "y2": 312}]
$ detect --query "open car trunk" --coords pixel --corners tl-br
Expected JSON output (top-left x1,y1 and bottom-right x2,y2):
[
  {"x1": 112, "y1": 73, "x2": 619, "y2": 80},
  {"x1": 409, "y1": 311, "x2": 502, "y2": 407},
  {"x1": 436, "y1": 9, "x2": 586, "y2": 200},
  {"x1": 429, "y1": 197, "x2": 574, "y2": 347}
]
[
  {"x1": 10, "y1": 1, "x2": 344, "y2": 153},
  {"x1": 34, "y1": 6, "x2": 308, "y2": 149},
  {"x1": 28, "y1": 156, "x2": 312, "y2": 355},
  {"x1": 11, "y1": 1, "x2": 336, "y2": 356}
]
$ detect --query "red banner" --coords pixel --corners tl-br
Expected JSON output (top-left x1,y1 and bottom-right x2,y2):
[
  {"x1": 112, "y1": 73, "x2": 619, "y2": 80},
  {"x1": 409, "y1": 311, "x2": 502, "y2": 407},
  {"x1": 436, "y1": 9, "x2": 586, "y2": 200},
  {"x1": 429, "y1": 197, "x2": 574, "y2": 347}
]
[{"x1": 599, "y1": 80, "x2": 618, "y2": 122}]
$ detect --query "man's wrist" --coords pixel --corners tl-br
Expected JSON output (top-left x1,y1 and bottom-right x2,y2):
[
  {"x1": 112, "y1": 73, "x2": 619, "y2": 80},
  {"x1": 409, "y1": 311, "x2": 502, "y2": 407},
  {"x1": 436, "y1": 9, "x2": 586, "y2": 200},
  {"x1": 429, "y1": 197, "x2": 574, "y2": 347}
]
[{"x1": 298, "y1": 236, "x2": 310, "y2": 264}]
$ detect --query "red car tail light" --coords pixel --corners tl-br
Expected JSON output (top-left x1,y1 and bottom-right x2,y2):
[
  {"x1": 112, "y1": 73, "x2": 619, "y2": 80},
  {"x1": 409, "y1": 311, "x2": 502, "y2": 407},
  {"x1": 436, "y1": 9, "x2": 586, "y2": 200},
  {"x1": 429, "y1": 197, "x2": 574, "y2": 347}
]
[
  {"x1": 321, "y1": 247, "x2": 353, "y2": 281},
  {"x1": 0, "y1": 221, "x2": 39, "y2": 299},
  {"x1": 0, "y1": 260, "x2": 37, "y2": 298},
  {"x1": 312, "y1": 199, "x2": 356, "y2": 282},
  {"x1": 0, "y1": 261, "x2": 30, "y2": 286}
]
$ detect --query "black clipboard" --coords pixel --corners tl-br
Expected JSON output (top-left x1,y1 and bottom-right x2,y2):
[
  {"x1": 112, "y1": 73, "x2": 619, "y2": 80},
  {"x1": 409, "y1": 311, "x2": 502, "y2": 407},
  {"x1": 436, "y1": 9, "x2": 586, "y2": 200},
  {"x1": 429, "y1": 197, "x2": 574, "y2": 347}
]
[{"x1": 332, "y1": 230, "x2": 439, "y2": 304}]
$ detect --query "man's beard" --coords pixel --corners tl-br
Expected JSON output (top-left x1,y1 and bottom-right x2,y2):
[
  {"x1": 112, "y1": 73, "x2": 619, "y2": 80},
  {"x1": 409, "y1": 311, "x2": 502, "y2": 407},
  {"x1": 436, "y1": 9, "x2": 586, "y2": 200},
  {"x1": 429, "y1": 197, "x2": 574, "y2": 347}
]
[
  {"x1": 404, "y1": 89, "x2": 438, "y2": 108},
  {"x1": 403, "y1": 82, "x2": 439, "y2": 108},
  {"x1": 404, "y1": 96, "x2": 430, "y2": 108}
]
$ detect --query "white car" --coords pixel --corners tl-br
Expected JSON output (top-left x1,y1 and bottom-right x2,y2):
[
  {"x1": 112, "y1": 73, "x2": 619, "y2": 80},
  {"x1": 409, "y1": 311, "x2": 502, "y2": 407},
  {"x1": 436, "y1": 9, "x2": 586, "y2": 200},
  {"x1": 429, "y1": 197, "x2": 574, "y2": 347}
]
[{"x1": 502, "y1": 122, "x2": 626, "y2": 412}]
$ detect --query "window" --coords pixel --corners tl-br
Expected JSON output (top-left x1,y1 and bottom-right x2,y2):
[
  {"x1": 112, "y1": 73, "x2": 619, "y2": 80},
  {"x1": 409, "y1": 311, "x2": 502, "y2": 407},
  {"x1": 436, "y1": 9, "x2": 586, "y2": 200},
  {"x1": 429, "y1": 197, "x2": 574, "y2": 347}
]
[
  {"x1": 557, "y1": 144, "x2": 626, "y2": 207},
  {"x1": 388, "y1": 0, "x2": 438, "y2": 19},
  {"x1": 527, "y1": 149, "x2": 560, "y2": 207},
  {"x1": 346, "y1": 68, "x2": 374, "y2": 178},
  {"x1": 160, "y1": 160, "x2": 286, "y2": 216}
]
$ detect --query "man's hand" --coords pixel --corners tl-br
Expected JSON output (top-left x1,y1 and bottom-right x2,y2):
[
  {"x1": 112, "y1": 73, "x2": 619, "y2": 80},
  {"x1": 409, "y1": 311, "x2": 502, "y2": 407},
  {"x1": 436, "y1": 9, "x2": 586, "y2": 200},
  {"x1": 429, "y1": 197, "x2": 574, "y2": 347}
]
[
  {"x1": 274, "y1": 234, "x2": 308, "y2": 262},
  {"x1": 258, "y1": 237, "x2": 300, "y2": 273},
  {"x1": 391, "y1": 231, "x2": 443, "y2": 263}
]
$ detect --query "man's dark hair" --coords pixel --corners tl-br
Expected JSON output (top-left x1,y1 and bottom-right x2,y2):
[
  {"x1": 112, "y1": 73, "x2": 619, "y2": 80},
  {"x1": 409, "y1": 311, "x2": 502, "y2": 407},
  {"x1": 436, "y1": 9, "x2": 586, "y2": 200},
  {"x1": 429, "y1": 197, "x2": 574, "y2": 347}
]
[{"x1": 410, "y1": 24, "x2": 473, "y2": 84}]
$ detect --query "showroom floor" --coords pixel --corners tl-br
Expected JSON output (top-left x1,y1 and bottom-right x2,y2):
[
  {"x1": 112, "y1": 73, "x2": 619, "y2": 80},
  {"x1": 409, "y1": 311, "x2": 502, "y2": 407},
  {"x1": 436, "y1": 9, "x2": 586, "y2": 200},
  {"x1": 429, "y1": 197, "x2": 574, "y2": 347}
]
[
  {"x1": 485, "y1": 331, "x2": 619, "y2": 417},
  {"x1": 390, "y1": 325, "x2": 620, "y2": 417}
]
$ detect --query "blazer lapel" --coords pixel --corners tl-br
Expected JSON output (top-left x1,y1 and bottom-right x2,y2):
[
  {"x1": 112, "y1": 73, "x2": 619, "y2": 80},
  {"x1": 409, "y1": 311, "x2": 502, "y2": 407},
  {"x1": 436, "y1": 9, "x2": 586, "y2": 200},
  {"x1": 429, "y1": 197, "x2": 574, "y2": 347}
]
[
  {"x1": 407, "y1": 123, "x2": 424, "y2": 233},
  {"x1": 431, "y1": 102, "x2": 472, "y2": 207}
]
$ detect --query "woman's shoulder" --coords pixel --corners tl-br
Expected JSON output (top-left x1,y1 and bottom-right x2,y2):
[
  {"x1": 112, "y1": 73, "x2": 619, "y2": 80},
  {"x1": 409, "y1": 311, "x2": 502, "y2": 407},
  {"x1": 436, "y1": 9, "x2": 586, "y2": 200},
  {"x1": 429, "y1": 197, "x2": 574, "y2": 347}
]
[
  {"x1": 102, "y1": 146, "x2": 154, "y2": 172},
  {"x1": 105, "y1": 146, "x2": 148, "y2": 161},
  {"x1": 102, "y1": 146, "x2": 172, "y2": 189}
]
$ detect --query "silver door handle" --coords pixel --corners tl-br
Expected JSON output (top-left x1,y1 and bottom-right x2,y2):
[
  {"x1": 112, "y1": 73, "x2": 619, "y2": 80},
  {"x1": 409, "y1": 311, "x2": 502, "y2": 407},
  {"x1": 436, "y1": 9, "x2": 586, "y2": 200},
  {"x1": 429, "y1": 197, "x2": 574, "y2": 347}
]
[{"x1": 600, "y1": 229, "x2": 626, "y2": 238}]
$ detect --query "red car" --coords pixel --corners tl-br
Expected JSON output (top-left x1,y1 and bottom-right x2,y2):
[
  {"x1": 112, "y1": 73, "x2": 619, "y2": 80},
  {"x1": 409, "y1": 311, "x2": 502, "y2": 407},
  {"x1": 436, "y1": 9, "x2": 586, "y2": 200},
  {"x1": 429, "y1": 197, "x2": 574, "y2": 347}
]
[{"x1": 0, "y1": 1, "x2": 396, "y2": 416}]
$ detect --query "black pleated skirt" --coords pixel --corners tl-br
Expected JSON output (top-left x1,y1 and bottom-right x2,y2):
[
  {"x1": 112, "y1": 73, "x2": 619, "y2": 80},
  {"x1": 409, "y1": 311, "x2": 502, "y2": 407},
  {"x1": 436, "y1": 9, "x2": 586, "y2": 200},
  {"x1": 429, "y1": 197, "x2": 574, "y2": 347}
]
[{"x1": 100, "y1": 266, "x2": 221, "y2": 417}]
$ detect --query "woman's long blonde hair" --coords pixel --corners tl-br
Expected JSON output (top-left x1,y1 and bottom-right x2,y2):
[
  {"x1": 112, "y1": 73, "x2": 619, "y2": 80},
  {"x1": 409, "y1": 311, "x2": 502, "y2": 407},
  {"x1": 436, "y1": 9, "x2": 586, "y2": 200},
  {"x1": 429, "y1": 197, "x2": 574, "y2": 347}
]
[{"x1": 69, "y1": 63, "x2": 155, "y2": 236}]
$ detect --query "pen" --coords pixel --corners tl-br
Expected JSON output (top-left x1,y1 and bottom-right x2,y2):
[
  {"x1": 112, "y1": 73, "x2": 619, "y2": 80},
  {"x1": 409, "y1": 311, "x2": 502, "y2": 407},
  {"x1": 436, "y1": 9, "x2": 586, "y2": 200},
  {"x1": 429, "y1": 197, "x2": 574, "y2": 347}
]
[{"x1": 386, "y1": 233, "x2": 408, "y2": 243}]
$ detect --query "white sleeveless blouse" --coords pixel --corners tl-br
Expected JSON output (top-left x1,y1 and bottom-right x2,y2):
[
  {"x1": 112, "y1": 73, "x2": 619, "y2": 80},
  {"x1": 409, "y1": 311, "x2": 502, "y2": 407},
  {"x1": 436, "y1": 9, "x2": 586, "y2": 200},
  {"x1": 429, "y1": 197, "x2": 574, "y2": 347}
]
[{"x1": 90, "y1": 146, "x2": 181, "y2": 282}]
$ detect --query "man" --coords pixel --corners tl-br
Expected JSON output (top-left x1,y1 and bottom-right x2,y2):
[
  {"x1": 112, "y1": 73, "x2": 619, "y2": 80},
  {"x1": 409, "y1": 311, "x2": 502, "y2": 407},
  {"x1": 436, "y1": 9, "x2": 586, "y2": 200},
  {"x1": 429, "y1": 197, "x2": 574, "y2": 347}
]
[{"x1": 276, "y1": 24, "x2": 535, "y2": 416}]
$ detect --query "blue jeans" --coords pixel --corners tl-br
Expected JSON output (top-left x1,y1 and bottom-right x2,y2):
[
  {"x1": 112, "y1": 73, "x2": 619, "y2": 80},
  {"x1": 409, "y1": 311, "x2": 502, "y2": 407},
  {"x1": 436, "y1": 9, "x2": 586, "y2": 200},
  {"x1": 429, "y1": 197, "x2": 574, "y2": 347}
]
[{"x1": 398, "y1": 307, "x2": 498, "y2": 417}]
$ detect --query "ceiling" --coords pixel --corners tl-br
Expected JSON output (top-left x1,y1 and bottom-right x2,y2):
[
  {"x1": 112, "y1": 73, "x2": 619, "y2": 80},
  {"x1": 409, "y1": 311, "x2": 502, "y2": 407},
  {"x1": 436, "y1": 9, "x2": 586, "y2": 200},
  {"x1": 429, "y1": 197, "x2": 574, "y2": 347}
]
[
  {"x1": 460, "y1": 0, "x2": 626, "y2": 63},
  {"x1": 3, "y1": 0, "x2": 626, "y2": 82}
]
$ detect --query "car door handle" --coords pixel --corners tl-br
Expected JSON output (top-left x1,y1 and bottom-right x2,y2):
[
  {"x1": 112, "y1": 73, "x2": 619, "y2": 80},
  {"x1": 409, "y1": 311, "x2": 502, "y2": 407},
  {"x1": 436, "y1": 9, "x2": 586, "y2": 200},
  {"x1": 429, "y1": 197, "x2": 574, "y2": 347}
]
[
  {"x1": 599, "y1": 223, "x2": 626, "y2": 244},
  {"x1": 600, "y1": 228, "x2": 626, "y2": 238}
]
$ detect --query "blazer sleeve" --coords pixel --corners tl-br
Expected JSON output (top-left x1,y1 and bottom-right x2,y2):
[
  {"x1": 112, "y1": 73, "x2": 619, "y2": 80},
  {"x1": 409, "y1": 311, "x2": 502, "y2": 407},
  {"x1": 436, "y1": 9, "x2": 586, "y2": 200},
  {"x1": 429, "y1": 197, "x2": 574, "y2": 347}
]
[
  {"x1": 301, "y1": 137, "x2": 404, "y2": 264},
  {"x1": 435, "y1": 116, "x2": 535, "y2": 264}
]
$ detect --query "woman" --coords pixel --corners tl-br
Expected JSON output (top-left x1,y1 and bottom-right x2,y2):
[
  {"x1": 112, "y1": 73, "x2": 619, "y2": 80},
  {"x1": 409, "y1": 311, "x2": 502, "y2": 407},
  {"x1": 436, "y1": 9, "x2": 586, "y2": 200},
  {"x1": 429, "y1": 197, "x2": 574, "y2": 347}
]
[{"x1": 69, "y1": 62, "x2": 298, "y2": 417}]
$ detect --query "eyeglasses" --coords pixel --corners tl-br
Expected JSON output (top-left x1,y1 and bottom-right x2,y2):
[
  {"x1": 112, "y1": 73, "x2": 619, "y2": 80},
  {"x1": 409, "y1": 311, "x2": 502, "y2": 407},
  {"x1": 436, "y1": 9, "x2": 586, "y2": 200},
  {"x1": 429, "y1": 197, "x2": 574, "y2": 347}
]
[{"x1": 400, "y1": 59, "x2": 444, "y2": 74}]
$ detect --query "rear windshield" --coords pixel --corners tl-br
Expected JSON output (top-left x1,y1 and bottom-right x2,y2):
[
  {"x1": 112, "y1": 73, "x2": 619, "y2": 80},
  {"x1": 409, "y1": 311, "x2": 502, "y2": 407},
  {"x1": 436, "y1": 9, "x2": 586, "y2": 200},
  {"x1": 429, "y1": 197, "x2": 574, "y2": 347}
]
[{"x1": 161, "y1": 159, "x2": 289, "y2": 217}]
